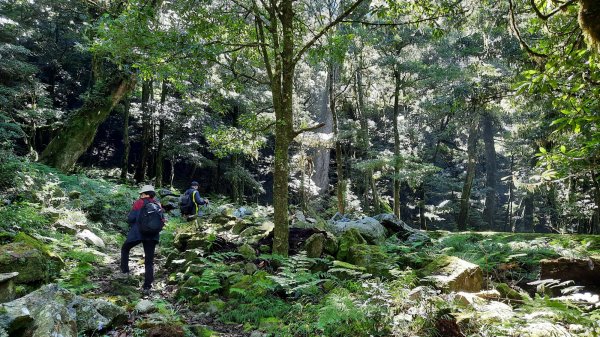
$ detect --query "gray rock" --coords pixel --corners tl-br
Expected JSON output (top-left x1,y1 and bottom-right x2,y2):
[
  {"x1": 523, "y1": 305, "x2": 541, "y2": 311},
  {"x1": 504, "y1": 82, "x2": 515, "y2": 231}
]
[
  {"x1": 0, "y1": 273, "x2": 18, "y2": 303},
  {"x1": 373, "y1": 213, "x2": 426, "y2": 240},
  {"x1": 327, "y1": 217, "x2": 386, "y2": 243},
  {"x1": 135, "y1": 299, "x2": 156, "y2": 314},
  {"x1": 305, "y1": 233, "x2": 324, "y2": 258},
  {"x1": 0, "y1": 284, "x2": 125, "y2": 336},
  {"x1": 76, "y1": 230, "x2": 105, "y2": 249}
]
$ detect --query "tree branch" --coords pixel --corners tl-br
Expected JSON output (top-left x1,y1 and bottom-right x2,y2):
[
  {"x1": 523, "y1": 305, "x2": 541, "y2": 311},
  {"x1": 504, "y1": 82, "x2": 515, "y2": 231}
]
[
  {"x1": 508, "y1": 0, "x2": 547, "y2": 60},
  {"x1": 293, "y1": 123, "x2": 326, "y2": 137},
  {"x1": 293, "y1": 0, "x2": 367, "y2": 65},
  {"x1": 530, "y1": 0, "x2": 576, "y2": 21}
]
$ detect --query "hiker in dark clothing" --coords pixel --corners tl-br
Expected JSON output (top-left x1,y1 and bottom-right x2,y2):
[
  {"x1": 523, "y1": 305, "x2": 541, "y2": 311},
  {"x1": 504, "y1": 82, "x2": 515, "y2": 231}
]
[
  {"x1": 182, "y1": 181, "x2": 209, "y2": 216},
  {"x1": 120, "y1": 184, "x2": 165, "y2": 294}
]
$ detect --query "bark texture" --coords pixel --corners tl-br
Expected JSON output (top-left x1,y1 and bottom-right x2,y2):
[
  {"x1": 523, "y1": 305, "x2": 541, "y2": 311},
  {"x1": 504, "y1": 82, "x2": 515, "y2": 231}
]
[{"x1": 457, "y1": 117, "x2": 479, "y2": 231}]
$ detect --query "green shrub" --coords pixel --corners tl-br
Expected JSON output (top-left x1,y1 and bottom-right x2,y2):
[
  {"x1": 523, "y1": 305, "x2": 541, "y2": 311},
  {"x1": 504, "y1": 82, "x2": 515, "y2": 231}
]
[
  {"x1": 0, "y1": 203, "x2": 51, "y2": 231},
  {"x1": 0, "y1": 156, "x2": 22, "y2": 190}
]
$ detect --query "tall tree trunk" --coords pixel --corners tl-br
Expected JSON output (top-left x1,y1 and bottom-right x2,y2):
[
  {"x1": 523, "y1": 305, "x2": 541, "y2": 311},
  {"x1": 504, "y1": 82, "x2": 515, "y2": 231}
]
[
  {"x1": 457, "y1": 117, "x2": 479, "y2": 231},
  {"x1": 40, "y1": 73, "x2": 134, "y2": 171},
  {"x1": 522, "y1": 192, "x2": 534, "y2": 232},
  {"x1": 591, "y1": 170, "x2": 600, "y2": 234},
  {"x1": 311, "y1": 73, "x2": 333, "y2": 192},
  {"x1": 120, "y1": 98, "x2": 131, "y2": 181},
  {"x1": 392, "y1": 68, "x2": 401, "y2": 218},
  {"x1": 354, "y1": 58, "x2": 371, "y2": 212},
  {"x1": 330, "y1": 64, "x2": 346, "y2": 215},
  {"x1": 155, "y1": 81, "x2": 167, "y2": 187},
  {"x1": 482, "y1": 112, "x2": 497, "y2": 229},
  {"x1": 505, "y1": 154, "x2": 514, "y2": 232},
  {"x1": 135, "y1": 79, "x2": 153, "y2": 182}
]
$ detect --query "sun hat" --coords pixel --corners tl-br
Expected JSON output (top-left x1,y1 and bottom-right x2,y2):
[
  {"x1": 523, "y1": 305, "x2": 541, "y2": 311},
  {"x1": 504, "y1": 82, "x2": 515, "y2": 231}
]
[{"x1": 138, "y1": 185, "x2": 155, "y2": 194}]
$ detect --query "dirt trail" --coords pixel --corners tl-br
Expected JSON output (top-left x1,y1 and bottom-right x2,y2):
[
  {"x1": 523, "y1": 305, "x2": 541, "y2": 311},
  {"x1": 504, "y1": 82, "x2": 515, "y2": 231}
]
[{"x1": 89, "y1": 240, "x2": 248, "y2": 337}]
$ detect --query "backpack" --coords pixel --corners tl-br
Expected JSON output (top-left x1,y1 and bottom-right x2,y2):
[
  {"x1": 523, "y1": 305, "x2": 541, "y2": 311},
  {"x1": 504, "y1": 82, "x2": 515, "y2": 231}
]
[
  {"x1": 179, "y1": 190, "x2": 195, "y2": 215},
  {"x1": 139, "y1": 200, "x2": 164, "y2": 235}
]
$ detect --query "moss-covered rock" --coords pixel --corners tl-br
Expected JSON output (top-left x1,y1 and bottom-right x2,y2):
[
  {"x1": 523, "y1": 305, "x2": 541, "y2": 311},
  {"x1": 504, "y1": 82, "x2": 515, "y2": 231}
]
[
  {"x1": 238, "y1": 244, "x2": 256, "y2": 260},
  {"x1": 495, "y1": 283, "x2": 528, "y2": 301},
  {"x1": 305, "y1": 233, "x2": 324, "y2": 258},
  {"x1": 323, "y1": 232, "x2": 338, "y2": 256},
  {"x1": 420, "y1": 255, "x2": 483, "y2": 293},
  {"x1": 336, "y1": 228, "x2": 367, "y2": 261},
  {"x1": 0, "y1": 234, "x2": 63, "y2": 284}
]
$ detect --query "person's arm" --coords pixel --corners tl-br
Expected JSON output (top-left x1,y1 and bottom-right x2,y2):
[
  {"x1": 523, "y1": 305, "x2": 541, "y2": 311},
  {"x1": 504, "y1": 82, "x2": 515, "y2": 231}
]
[{"x1": 127, "y1": 199, "x2": 144, "y2": 225}]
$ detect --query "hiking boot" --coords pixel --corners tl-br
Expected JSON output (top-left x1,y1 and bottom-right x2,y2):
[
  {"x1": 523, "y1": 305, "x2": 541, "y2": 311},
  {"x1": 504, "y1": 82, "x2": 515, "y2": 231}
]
[{"x1": 141, "y1": 288, "x2": 151, "y2": 296}]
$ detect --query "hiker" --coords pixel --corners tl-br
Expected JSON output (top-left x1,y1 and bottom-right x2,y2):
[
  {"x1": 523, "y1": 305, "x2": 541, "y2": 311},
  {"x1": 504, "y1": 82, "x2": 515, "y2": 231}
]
[
  {"x1": 180, "y1": 181, "x2": 209, "y2": 217},
  {"x1": 120, "y1": 184, "x2": 165, "y2": 295}
]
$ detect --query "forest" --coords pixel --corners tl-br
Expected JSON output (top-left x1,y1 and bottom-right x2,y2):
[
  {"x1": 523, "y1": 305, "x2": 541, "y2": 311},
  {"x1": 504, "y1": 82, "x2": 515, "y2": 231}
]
[{"x1": 0, "y1": 0, "x2": 599, "y2": 336}]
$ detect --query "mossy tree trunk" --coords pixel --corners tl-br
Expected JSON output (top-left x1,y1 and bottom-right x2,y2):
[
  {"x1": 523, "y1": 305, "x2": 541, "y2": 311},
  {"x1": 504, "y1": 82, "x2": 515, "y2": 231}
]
[
  {"x1": 253, "y1": 0, "x2": 366, "y2": 256},
  {"x1": 40, "y1": 70, "x2": 134, "y2": 171},
  {"x1": 482, "y1": 112, "x2": 497, "y2": 229},
  {"x1": 393, "y1": 68, "x2": 402, "y2": 218},
  {"x1": 457, "y1": 116, "x2": 480, "y2": 231},
  {"x1": 155, "y1": 81, "x2": 168, "y2": 187},
  {"x1": 135, "y1": 79, "x2": 153, "y2": 183},
  {"x1": 329, "y1": 63, "x2": 346, "y2": 215},
  {"x1": 120, "y1": 98, "x2": 131, "y2": 181}
]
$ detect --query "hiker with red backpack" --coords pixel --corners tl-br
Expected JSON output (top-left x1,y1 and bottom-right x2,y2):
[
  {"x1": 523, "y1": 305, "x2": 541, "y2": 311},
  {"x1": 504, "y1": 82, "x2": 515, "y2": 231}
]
[{"x1": 120, "y1": 185, "x2": 165, "y2": 295}]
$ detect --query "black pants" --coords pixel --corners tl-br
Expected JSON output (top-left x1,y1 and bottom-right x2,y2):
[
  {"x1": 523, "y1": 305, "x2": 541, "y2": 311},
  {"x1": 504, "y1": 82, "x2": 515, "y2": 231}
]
[{"x1": 120, "y1": 239, "x2": 157, "y2": 289}]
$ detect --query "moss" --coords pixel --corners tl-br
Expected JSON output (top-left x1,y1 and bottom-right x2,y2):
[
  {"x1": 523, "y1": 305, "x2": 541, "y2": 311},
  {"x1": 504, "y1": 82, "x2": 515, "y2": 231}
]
[
  {"x1": 495, "y1": 283, "x2": 527, "y2": 301},
  {"x1": 579, "y1": 0, "x2": 600, "y2": 50},
  {"x1": 336, "y1": 228, "x2": 367, "y2": 261},
  {"x1": 347, "y1": 244, "x2": 392, "y2": 277}
]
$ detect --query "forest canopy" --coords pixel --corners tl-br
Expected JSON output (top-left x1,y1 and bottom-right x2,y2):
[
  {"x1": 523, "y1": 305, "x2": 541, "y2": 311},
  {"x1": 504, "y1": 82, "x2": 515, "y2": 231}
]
[{"x1": 1, "y1": 0, "x2": 600, "y2": 253}]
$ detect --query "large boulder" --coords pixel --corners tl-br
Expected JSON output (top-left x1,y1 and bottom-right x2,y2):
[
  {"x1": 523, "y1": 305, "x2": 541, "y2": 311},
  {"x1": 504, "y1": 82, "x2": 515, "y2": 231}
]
[
  {"x1": 336, "y1": 228, "x2": 367, "y2": 261},
  {"x1": 0, "y1": 235, "x2": 63, "y2": 284},
  {"x1": 540, "y1": 256, "x2": 600, "y2": 289},
  {"x1": 421, "y1": 256, "x2": 483, "y2": 293},
  {"x1": 328, "y1": 217, "x2": 386, "y2": 243},
  {"x1": 0, "y1": 284, "x2": 126, "y2": 336}
]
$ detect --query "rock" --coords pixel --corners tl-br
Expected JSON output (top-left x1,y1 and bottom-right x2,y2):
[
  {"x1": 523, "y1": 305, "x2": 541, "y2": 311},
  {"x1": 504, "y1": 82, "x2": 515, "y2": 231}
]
[
  {"x1": 250, "y1": 331, "x2": 268, "y2": 337},
  {"x1": 0, "y1": 237, "x2": 63, "y2": 284},
  {"x1": 305, "y1": 233, "x2": 325, "y2": 258},
  {"x1": 474, "y1": 301, "x2": 514, "y2": 322},
  {"x1": 233, "y1": 207, "x2": 254, "y2": 218},
  {"x1": 68, "y1": 190, "x2": 81, "y2": 199},
  {"x1": 495, "y1": 283, "x2": 527, "y2": 301},
  {"x1": 517, "y1": 322, "x2": 570, "y2": 337},
  {"x1": 0, "y1": 284, "x2": 125, "y2": 336},
  {"x1": 336, "y1": 228, "x2": 367, "y2": 261},
  {"x1": 245, "y1": 262, "x2": 258, "y2": 275},
  {"x1": 158, "y1": 189, "x2": 177, "y2": 198},
  {"x1": 146, "y1": 324, "x2": 185, "y2": 337},
  {"x1": 218, "y1": 204, "x2": 236, "y2": 217},
  {"x1": 323, "y1": 232, "x2": 338, "y2": 256},
  {"x1": 295, "y1": 210, "x2": 306, "y2": 222},
  {"x1": 421, "y1": 256, "x2": 483, "y2": 293},
  {"x1": 347, "y1": 244, "x2": 391, "y2": 277},
  {"x1": 373, "y1": 213, "x2": 429, "y2": 241},
  {"x1": 0, "y1": 273, "x2": 18, "y2": 303},
  {"x1": 135, "y1": 299, "x2": 156, "y2": 314},
  {"x1": 238, "y1": 244, "x2": 256, "y2": 260},
  {"x1": 173, "y1": 232, "x2": 194, "y2": 251},
  {"x1": 540, "y1": 256, "x2": 600, "y2": 289},
  {"x1": 407, "y1": 286, "x2": 434, "y2": 301},
  {"x1": 231, "y1": 220, "x2": 251, "y2": 234},
  {"x1": 406, "y1": 232, "x2": 431, "y2": 244},
  {"x1": 328, "y1": 217, "x2": 386, "y2": 243},
  {"x1": 76, "y1": 229, "x2": 105, "y2": 249}
]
